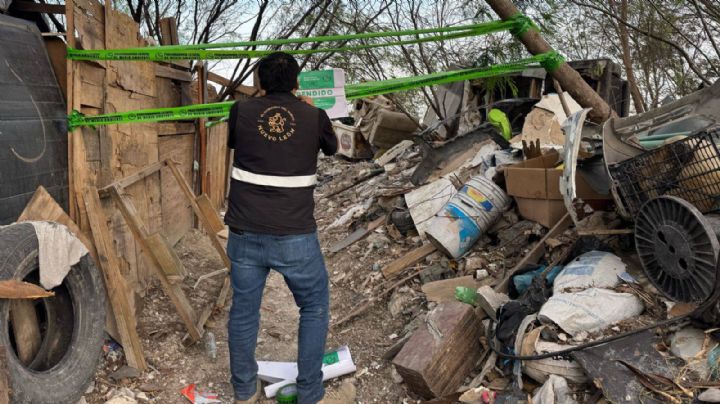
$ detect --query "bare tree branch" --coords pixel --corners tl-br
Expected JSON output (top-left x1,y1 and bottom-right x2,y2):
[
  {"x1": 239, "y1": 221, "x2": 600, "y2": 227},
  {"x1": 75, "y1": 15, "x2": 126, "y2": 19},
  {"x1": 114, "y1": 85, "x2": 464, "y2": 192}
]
[{"x1": 569, "y1": 0, "x2": 712, "y2": 85}]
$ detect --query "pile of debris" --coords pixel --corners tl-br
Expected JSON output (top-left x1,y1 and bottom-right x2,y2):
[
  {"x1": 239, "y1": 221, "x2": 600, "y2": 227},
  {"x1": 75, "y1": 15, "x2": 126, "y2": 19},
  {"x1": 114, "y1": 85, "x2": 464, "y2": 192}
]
[{"x1": 315, "y1": 78, "x2": 720, "y2": 403}]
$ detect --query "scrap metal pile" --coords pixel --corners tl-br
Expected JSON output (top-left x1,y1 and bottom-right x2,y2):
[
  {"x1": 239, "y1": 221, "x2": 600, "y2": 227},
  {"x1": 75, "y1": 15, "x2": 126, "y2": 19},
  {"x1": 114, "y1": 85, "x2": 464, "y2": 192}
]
[{"x1": 315, "y1": 74, "x2": 720, "y2": 403}]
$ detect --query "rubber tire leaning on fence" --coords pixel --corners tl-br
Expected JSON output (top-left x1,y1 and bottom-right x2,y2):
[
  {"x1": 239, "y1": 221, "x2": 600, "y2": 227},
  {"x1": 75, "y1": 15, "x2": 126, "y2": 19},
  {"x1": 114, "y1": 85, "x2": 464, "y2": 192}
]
[{"x1": 0, "y1": 222, "x2": 106, "y2": 404}]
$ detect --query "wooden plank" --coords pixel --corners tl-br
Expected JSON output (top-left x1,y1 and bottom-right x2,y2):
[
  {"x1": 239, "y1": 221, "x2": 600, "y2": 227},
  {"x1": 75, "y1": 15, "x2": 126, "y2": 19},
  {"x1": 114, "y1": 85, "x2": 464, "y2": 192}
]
[
  {"x1": 495, "y1": 213, "x2": 572, "y2": 293},
  {"x1": 97, "y1": 160, "x2": 164, "y2": 197},
  {"x1": 157, "y1": 122, "x2": 195, "y2": 136},
  {"x1": 421, "y1": 276, "x2": 479, "y2": 303},
  {"x1": 159, "y1": 17, "x2": 179, "y2": 45},
  {"x1": 0, "y1": 280, "x2": 53, "y2": 299},
  {"x1": 329, "y1": 215, "x2": 386, "y2": 253},
  {"x1": 205, "y1": 122, "x2": 229, "y2": 209},
  {"x1": 166, "y1": 160, "x2": 231, "y2": 268},
  {"x1": 0, "y1": 346, "x2": 9, "y2": 404},
  {"x1": 44, "y1": 37, "x2": 68, "y2": 99},
  {"x1": 66, "y1": 0, "x2": 77, "y2": 222},
  {"x1": 144, "y1": 233, "x2": 186, "y2": 281},
  {"x1": 17, "y1": 186, "x2": 98, "y2": 265},
  {"x1": 155, "y1": 64, "x2": 192, "y2": 82},
  {"x1": 207, "y1": 71, "x2": 257, "y2": 96},
  {"x1": 382, "y1": 243, "x2": 436, "y2": 279},
  {"x1": 159, "y1": 135, "x2": 193, "y2": 245},
  {"x1": 83, "y1": 186, "x2": 147, "y2": 370},
  {"x1": 195, "y1": 194, "x2": 224, "y2": 234},
  {"x1": 109, "y1": 186, "x2": 202, "y2": 341},
  {"x1": 12, "y1": 0, "x2": 66, "y2": 13},
  {"x1": 197, "y1": 62, "x2": 208, "y2": 195},
  {"x1": 10, "y1": 300, "x2": 41, "y2": 365},
  {"x1": 576, "y1": 228, "x2": 633, "y2": 236}
]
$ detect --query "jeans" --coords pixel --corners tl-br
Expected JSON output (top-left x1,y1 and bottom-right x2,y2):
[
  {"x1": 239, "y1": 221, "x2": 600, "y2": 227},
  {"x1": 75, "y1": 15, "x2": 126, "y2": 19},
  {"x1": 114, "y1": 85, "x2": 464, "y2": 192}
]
[{"x1": 227, "y1": 230, "x2": 329, "y2": 404}]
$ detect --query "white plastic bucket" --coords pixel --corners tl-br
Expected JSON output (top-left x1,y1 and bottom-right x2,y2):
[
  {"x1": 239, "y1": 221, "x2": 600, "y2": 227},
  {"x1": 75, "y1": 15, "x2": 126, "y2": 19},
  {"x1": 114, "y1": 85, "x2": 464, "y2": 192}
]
[{"x1": 425, "y1": 175, "x2": 510, "y2": 258}]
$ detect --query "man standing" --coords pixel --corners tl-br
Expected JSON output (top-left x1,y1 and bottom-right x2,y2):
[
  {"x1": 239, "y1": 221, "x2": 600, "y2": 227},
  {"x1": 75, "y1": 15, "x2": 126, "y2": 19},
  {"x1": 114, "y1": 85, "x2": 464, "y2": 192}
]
[{"x1": 225, "y1": 52, "x2": 344, "y2": 404}]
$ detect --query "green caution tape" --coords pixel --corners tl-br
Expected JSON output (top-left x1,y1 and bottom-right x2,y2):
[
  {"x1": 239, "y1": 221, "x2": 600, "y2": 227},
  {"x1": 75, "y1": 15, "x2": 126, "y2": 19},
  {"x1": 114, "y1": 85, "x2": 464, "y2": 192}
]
[
  {"x1": 68, "y1": 52, "x2": 558, "y2": 129},
  {"x1": 276, "y1": 384, "x2": 298, "y2": 404},
  {"x1": 68, "y1": 103, "x2": 234, "y2": 129},
  {"x1": 67, "y1": 18, "x2": 528, "y2": 61},
  {"x1": 507, "y1": 13, "x2": 538, "y2": 37},
  {"x1": 68, "y1": 29, "x2": 482, "y2": 61},
  {"x1": 539, "y1": 50, "x2": 565, "y2": 72}
]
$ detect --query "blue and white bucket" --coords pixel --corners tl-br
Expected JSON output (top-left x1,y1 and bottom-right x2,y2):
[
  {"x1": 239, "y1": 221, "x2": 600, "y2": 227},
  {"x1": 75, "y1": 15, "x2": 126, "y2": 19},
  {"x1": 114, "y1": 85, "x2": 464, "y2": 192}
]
[{"x1": 425, "y1": 175, "x2": 510, "y2": 258}]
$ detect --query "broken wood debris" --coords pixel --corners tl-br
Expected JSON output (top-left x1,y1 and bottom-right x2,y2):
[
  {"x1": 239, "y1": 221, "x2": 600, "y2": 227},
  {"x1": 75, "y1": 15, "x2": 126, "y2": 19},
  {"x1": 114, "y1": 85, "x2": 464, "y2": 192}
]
[
  {"x1": 0, "y1": 280, "x2": 53, "y2": 299},
  {"x1": 393, "y1": 302, "x2": 484, "y2": 399},
  {"x1": 381, "y1": 243, "x2": 436, "y2": 279},
  {"x1": 83, "y1": 186, "x2": 147, "y2": 370}
]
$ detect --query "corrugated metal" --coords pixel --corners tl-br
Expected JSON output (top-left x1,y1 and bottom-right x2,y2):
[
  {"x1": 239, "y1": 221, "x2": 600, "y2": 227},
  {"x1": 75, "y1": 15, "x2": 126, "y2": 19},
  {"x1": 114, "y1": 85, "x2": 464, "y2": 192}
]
[{"x1": 0, "y1": 14, "x2": 68, "y2": 224}]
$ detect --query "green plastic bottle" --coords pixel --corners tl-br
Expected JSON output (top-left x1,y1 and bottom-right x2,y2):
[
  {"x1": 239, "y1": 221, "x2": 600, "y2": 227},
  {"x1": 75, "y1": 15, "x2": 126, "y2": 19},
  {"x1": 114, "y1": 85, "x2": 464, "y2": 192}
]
[{"x1": 455, "y1": 286, "x2": 478, "y2": 306}]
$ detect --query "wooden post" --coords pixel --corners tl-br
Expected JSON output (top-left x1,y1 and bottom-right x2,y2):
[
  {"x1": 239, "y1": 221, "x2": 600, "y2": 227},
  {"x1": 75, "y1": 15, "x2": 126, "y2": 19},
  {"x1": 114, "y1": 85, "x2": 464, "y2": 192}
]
[
  {"x1": 65, "y1": 0, "x2": 76, "y2": 220},
  {"x1": 196, "y1": 62, "x2": 209, "y2": 195},
  {"x1": 159, "y1": 17, "x2": 179, "y2": 46},
  {"x1": 83, "y1": 186, "x2": 147, "y2": 370},
  {"x1": 484, "y1": 0, "x2": 615, "y2": 123}
]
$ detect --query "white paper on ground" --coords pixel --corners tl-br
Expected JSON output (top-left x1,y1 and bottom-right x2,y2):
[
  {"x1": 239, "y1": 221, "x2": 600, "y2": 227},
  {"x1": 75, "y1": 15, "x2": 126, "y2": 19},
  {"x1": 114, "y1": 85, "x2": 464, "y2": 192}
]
[
  {"x1": 539, "y1": 288, "x2": 644, "y2": 337},
  {"x1": 258, "y1": 346, "x2": 357, "y2": 398},
  {"x1": 552, "y1": 250, "x2": 627, "y2": 294}
]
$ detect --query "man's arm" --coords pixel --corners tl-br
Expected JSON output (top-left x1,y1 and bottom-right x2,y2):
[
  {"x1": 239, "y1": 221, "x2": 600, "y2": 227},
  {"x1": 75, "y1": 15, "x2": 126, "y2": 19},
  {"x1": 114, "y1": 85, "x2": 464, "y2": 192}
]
[{"x1": 319, "y1": 110, "x2": 338, "y2": 156}]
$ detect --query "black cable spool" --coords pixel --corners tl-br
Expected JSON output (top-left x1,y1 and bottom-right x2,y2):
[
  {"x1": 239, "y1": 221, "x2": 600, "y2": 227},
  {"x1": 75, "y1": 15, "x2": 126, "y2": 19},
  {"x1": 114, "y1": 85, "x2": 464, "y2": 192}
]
[{"x1": 635, "y1": 196, "x2": 720, "y2": 303}]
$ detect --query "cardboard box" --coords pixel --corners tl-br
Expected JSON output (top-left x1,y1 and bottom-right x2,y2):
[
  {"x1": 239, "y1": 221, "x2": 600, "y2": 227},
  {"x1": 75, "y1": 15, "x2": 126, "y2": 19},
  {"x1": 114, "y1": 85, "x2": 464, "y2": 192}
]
[{"x1": 504, "y1": 150, "x2": 609, "y2": 227}]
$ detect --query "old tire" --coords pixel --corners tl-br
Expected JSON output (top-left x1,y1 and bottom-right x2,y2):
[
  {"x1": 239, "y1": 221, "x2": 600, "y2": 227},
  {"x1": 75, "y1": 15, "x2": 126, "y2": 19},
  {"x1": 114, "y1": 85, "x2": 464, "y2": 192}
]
[{"x1": 0, "y1": 222, "x2": 106, "y2": 404}]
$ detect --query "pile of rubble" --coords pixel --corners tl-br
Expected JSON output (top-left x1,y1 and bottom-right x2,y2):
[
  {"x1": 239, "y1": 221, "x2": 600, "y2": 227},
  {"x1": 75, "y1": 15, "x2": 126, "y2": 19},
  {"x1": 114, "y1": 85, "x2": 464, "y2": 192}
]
[{"x1": 315, "y1": 79, "x2": 720, "y2": 403}]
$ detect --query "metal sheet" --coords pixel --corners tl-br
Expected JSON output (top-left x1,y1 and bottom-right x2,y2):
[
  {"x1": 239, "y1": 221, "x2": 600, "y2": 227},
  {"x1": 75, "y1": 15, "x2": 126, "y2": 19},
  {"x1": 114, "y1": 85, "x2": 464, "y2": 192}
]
[
  {"x1": 559, "y1": 108, "x2": 591, "y2": 225},
  {"x1": 0, "y1": 14, "x2": 68, "y2": 224},
  {"x1": 572, "y1": 330, "x2": 682, "y2": 404}
]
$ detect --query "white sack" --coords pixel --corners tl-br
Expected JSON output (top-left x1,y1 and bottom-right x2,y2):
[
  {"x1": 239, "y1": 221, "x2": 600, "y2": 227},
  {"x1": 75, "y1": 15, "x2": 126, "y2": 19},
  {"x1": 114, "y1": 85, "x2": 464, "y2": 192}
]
[
  {"x1": 552, "y1": 251, "x2": 627, "y2": 294},
  {"x1": 539, "y1": 288, "x2": 644, "y2": 337}
]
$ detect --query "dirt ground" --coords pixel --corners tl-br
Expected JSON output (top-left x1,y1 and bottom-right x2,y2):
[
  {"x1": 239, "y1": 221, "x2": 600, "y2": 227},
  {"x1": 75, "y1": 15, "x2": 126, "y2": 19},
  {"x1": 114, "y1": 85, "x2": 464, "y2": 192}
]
[{"x1": 86, "y1": 157, "x2": 425, "y2": 403}]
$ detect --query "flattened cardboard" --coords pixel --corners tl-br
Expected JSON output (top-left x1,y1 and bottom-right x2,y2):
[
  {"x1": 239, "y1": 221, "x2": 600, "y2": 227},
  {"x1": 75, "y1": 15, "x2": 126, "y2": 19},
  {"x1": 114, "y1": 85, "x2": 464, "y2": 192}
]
[{"x1": 504, "y1": 150, "x2": 609, "y2": 227}]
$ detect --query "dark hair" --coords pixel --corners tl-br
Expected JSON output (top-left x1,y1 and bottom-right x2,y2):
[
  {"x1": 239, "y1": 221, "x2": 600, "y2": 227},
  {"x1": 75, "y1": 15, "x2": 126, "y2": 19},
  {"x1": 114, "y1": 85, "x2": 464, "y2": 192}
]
[{"x1": 257, "y1": 52, "x2": 300, "y2": 93}]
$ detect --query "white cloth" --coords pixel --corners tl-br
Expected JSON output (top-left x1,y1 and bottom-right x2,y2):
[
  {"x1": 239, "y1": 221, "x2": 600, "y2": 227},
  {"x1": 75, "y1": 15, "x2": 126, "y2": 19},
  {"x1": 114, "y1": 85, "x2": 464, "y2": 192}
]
[{"x1": 29, "y1": 221, "x2": 88, "y2": 289}]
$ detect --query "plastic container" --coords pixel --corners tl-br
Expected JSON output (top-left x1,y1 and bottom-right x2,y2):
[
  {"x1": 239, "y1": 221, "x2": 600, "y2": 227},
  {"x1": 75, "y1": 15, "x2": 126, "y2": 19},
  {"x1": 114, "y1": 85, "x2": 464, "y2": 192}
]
[
  {"x1": 425, "y1": 175, "x2": 510, "y2": 258},
  {"x1": 455, "y1": 286, "x2": 478, "y2": 306},
  {"x1": 276, "y1": 383, "x2": 298, "y2": 404},
  {"x1": 204, "y1": 331, "x2": 217, "y2": 361}
]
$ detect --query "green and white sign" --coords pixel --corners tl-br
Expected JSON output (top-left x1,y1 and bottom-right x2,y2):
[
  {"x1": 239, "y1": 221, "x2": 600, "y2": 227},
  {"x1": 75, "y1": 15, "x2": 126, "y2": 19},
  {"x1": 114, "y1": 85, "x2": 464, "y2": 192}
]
[{"x1": 297, "y1": 68, "x2": 348, "y2": 119}]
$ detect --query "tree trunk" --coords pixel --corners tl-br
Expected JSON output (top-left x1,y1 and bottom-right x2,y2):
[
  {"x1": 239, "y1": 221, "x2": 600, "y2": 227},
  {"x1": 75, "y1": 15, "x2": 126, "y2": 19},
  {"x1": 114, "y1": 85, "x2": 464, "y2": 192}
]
[
  {"x1": 484, "y1": 0, "x2": 616, "y2": 123},
  {"x1": 612, "y1": 0, "x2": 646, "y2": 113}
]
